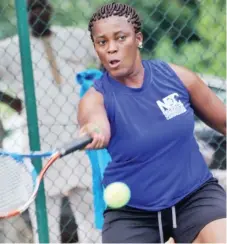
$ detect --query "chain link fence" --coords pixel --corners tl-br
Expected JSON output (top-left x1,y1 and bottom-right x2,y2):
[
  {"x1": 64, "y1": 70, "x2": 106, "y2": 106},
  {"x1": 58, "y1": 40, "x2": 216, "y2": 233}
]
[{"x1": 0, "y1": 0, "x2": 226, "y2": 243}]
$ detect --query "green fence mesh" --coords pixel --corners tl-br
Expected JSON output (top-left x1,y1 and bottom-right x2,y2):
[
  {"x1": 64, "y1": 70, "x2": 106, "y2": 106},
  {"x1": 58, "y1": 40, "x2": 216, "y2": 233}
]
[{"x1": 0, "y1": 0, "x2": 226, "y2": 243}]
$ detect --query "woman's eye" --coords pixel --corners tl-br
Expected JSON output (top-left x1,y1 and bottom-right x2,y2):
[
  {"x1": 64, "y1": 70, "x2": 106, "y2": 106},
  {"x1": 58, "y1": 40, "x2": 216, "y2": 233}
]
[
  {"x1": 118, "y1": 36, "x2": 126, "y2": 41},
  {"x1": 98, "y1": 40, "x2": 106, "y2": 46}
]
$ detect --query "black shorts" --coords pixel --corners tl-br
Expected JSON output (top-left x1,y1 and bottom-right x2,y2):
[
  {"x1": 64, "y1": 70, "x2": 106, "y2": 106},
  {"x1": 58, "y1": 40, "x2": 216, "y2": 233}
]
[{"x1": 102, "y1": 177, "x2": 226, "y2": 243}]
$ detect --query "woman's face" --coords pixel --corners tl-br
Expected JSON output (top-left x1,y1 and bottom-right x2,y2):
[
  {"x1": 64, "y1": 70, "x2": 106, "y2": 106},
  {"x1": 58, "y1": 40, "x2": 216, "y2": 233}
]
[{"x1": 92, "y1": 15, "x2": 143, "y2": 79}]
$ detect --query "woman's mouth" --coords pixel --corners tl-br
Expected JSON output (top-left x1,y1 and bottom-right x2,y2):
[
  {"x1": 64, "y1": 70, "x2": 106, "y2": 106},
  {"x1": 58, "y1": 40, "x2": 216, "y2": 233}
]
[{"x1": 109, "y1": 59, "x2": 121, "y2": 69}]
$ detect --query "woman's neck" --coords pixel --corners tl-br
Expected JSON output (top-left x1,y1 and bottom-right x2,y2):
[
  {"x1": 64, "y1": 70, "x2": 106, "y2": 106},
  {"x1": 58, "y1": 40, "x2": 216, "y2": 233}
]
[{"x1": 116, "y1": 60, "x2": 145, "y2": 88}]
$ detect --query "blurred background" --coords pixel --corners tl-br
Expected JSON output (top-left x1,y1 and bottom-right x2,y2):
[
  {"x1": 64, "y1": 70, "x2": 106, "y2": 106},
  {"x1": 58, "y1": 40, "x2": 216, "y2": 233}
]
[{"x1": 0, "y1": 0, "x2": 226, "y2": 243}]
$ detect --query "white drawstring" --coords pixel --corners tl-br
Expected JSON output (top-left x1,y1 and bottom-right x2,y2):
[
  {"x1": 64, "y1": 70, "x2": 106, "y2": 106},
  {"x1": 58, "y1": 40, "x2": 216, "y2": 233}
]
[
  {"x1": 172, "y1": 206, "x2": 177, "y2": 229},
  {"x1": 158, "y1": 211, "x2": 164, "y2": 243},
  {"x1": 157, "y1": 206, "x2": 177, "y2": 243}
]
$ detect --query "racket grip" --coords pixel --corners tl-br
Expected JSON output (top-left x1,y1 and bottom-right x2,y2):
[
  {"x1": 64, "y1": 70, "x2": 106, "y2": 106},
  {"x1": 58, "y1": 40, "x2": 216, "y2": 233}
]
[{"x1": 60, "y1": 135, "x2": 92, "y2": 157}]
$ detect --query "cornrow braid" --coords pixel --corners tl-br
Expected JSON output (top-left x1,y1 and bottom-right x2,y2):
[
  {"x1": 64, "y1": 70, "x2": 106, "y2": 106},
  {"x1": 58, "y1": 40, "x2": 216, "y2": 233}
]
[{"x1": 88, "y1": 2, "x2": 141, "y2": 40}]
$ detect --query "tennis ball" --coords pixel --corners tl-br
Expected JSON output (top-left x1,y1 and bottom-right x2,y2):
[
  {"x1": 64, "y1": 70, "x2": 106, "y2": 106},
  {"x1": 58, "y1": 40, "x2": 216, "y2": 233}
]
[{"x1": 104, "y1": 182, "x2": 131, "y2": 209}]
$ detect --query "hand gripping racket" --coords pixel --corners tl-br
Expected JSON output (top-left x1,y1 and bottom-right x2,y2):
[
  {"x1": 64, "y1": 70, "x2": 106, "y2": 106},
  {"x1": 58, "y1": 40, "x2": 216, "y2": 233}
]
[{"x1": 0, "y1": 135, "x2": 92, "y2": 219}]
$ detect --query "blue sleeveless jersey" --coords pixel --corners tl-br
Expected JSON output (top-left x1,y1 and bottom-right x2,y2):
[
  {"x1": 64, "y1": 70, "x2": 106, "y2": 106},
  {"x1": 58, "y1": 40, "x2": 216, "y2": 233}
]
[{"x1": 93, "y1": 59, "x2": 212, "y2": 211}]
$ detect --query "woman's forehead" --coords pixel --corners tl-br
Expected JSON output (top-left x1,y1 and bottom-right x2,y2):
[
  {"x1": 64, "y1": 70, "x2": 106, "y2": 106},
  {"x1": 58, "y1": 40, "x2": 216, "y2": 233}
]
[{"x1": 92, "y1": 16, "x2": 134, "y2": 37}]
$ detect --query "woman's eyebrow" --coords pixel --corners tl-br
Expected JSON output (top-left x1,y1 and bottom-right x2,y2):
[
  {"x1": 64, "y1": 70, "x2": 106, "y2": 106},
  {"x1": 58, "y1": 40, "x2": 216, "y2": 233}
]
[{"x1": 95, "y1": 30, "x2": 126, "y2": 39}]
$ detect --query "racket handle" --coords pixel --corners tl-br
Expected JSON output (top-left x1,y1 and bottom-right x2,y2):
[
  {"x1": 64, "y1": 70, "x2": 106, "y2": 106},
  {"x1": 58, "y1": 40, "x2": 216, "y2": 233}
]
[{"x1": 60, "y1": 135, "x2": 93, "y2": 157}]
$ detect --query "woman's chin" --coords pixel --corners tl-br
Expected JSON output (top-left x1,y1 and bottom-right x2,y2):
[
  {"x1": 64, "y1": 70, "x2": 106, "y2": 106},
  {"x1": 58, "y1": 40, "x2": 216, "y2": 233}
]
[{"x1": 109, "y1": 68, "x2": 129, "y2": 79}]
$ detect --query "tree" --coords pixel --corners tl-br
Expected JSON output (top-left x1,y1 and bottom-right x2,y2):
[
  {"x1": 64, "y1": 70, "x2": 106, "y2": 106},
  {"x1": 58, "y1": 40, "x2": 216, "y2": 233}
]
[
  {"x1": 126, "y1": 0, "x2": 200, "y2": 50},
  {"x1": 153, "y1": 0, "x2": 226, "y2": 77},
  {"x1": 0, "y1": 0, "x2": 17, "y2": 39}
]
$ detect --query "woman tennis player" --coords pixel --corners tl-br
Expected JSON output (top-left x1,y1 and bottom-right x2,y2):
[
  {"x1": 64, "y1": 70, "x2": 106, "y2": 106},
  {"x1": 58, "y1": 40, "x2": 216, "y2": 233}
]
[{"x1": 78, "y1": 2, "x2": 226, "y2": 243}]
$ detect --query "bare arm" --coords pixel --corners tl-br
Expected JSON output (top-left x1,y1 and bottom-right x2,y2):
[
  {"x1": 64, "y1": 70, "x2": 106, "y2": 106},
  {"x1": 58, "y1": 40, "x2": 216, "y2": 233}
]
[
  {"x1": 169, "y1": 63, "x2": 226, "y2": 135},
  {"x1": 77, "y1": 87, "x2": 111, "y2": 148}
]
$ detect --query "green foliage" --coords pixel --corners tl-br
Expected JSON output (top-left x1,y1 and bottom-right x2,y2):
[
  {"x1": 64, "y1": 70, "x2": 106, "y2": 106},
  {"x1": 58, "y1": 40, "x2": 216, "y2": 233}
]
[
  {"x1": 152, "y1": 0, "x2": 226, "y2": 77},
  {"x1": 49, "y1": 0, "x2": 111, "y2": 29},
  {"x1": 0, "y1": 0, "x2": 17, "y2": 39},
  {"x1": 126, "y1": 0, "x2": 200, "y2": 50}
]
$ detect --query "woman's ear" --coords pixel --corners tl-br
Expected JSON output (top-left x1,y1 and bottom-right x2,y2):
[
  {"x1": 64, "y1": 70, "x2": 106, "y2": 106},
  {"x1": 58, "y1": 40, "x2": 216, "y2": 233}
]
[{"x1": 136, "y1": 32, "x2": 143, "y2": 49}]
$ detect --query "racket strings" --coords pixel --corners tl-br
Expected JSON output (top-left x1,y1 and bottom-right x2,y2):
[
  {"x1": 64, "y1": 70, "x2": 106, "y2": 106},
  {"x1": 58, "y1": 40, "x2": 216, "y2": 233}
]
[{"x1": 0, "y1": 156, "x2": 34, "y2": 213}]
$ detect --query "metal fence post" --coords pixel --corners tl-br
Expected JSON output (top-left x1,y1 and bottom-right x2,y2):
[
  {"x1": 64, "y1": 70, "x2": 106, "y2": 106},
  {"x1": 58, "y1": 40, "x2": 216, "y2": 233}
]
[{"x1": 14, "y1": 0, "x2": 49, "y2": 242}]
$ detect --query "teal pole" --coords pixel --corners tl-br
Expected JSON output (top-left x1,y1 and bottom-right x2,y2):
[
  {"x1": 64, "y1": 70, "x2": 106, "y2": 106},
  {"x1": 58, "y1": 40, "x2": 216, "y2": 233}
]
[{"x1": 14, "y1": 0, "x2": 49, "y2": 242}]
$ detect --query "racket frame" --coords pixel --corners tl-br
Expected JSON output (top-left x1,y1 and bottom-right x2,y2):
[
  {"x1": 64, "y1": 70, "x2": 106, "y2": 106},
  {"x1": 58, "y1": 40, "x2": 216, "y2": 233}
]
[{"x1": 0, "y1": 135, "x2": 92, "y2": 218}]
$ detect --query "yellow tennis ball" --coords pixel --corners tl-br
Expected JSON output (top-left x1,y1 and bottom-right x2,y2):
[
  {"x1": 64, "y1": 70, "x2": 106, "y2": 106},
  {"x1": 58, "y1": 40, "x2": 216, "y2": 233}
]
[{"x1": 104, "y1": 182, "x2": 131, "y2": 209}]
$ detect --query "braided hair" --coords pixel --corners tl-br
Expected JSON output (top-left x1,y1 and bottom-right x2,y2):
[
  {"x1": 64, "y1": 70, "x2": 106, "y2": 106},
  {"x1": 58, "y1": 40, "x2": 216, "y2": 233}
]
[
  {"x1": 27, "y1": 0, "x2": 52, "y2": 37},
  {"x1": 88, "y1": 2, "x2": 141, "y2": 40}
]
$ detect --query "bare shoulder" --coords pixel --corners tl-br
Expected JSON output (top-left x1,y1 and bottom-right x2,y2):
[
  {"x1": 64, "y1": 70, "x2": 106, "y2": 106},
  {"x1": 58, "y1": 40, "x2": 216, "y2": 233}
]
[
  {"x1": 168, "y1": 63, "x2": 204, "y2": 92},
  {"x1": 79, "y1": 87, "x2": 104, "y2": 106},
  {"x1": 168, "y1": 63, "x2": 226, "y2": 135}
]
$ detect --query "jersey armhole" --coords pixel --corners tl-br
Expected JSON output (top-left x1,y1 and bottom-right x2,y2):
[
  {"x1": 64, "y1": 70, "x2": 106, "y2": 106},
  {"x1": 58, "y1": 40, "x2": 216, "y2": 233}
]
[
  {"x1": 92, "y1": 78, "x2": 104, "y2": 95},
  {"x1": 156, "y1": 60, "x2": 190, "y2": 101}
]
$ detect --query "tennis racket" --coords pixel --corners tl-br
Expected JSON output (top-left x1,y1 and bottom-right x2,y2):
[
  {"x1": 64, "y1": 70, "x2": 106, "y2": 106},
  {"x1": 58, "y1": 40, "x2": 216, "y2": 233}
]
[{"x1": 0, "y1": 135, "x2": 92, "y2": 219}]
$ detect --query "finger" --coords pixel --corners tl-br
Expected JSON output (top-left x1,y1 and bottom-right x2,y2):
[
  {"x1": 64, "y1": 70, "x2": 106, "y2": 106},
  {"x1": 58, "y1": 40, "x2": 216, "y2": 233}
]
[
  {"x1": 79, "y1": 126, "x2": 88, "y2": 137},
  {"x1": 85, "y1": 134, "x2": 100, "y2": 149},
  {"x1": 165, "y1": 237, "x2": 175, "y2": 243},
  {"x1": 96, "y1": 134, "x2": 105, "y2": 148},
  {"x1": 78, "y1": 124, "x2": 104, "y2": 149},
  {"x1": 79, "y1": 124, "x2": 95, "y2": 139},
  {"x1": 79, "y1": 124, "x2": 98, "y2": 136},
  {"x1": 94, "y1": 133, "x2": 106, "y2": 148},
  {"x1": 92, "y1": 136, "x2": 103, "y2": 149}
]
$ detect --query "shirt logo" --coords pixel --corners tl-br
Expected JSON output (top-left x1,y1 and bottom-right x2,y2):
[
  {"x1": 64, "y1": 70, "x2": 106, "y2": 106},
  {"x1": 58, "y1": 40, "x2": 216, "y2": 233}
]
[{"x1": 156, "y1": 93, "x2": 186, "y2": 120}]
